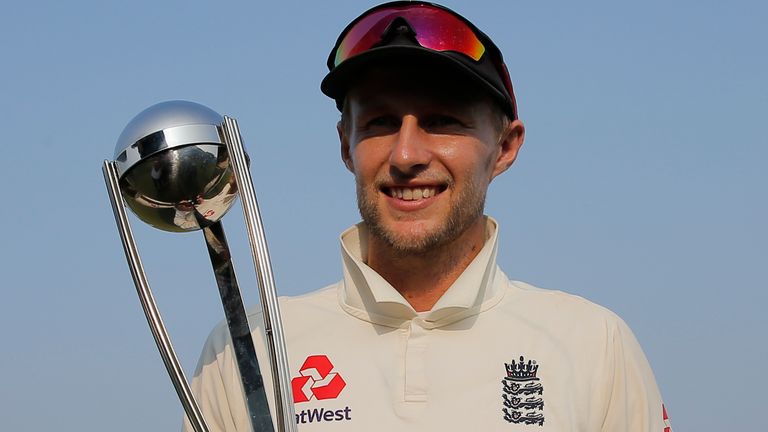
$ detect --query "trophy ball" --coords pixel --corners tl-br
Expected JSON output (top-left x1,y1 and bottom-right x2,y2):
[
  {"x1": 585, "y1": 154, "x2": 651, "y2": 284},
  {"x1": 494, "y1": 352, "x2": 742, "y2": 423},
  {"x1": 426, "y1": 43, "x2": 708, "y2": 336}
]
[{"x1": 114, "y1": 100, "x2": 238, "y2": 232}]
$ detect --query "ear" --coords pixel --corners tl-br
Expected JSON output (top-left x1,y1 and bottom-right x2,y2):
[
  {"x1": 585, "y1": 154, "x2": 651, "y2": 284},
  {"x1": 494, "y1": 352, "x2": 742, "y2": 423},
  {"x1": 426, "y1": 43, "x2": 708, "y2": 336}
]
[
  {"x1": 338, "y1": 121, "x2": 354, "y2": 172},
  {"x1": 491, "y1": 119, "x2": 525, "y2": 179}
]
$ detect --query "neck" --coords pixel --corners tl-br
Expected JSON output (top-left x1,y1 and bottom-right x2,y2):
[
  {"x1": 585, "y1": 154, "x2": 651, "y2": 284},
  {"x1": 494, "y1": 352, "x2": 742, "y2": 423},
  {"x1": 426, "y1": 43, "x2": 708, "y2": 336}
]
[{"x1": 366, "y1": 218, "x2": 488, "y2": 312}]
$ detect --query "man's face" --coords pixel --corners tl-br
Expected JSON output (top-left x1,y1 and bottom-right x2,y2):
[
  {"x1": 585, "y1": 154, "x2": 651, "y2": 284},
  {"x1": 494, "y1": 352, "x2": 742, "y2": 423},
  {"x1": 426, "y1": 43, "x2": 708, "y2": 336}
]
[{"x1": 339, "y1": 66, "x2": 523, "y2": 254}]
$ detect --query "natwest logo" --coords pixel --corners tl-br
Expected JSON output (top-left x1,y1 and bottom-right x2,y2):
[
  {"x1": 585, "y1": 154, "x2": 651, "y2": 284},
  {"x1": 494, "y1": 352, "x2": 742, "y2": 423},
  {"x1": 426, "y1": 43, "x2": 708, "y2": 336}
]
[{"x1": 291, "y1": 355, "x2": 346, "y2": 403}]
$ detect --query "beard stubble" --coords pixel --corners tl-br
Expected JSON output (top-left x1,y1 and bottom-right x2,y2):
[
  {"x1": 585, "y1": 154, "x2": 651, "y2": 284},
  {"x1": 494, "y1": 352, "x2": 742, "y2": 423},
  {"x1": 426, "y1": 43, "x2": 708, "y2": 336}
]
[{"x1": 355, "y1": 175, "x2": 487, "y2": 255}]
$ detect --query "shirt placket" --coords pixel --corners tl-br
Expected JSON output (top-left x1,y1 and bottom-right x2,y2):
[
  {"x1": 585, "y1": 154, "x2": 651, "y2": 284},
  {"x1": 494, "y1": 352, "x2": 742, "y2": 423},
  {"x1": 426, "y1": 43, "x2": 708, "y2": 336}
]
[{"x1": 404, "y1": 318, "x2": 428, "y2": 402}]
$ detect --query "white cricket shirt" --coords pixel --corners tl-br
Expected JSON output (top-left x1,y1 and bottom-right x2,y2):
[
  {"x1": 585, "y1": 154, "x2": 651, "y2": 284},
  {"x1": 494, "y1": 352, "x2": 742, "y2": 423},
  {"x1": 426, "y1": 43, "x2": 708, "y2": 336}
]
[{"x1": 183, "y1": 219, "x2": 672, "y2": 431}]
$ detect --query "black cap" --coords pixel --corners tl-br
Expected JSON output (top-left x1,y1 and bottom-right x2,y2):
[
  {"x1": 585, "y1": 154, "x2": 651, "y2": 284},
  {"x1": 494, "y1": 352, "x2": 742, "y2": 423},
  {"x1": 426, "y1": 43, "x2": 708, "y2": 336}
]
[{"x1": 321, "y1": 1, "x2": 518, "y2": 119}]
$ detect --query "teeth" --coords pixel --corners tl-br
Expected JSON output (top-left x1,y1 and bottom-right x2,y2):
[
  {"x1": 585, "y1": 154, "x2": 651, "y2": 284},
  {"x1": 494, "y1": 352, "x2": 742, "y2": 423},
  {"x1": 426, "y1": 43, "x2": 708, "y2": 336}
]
[{"x1": 388, "y1": 187, "x2": 438, "y2": 201}]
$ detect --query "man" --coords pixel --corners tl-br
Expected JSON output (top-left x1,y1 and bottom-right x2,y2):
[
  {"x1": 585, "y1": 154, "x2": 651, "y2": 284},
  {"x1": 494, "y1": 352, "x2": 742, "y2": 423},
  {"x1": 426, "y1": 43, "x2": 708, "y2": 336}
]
[{"x1": 184, "y1": 2, "x2": 672, "y2": 431}]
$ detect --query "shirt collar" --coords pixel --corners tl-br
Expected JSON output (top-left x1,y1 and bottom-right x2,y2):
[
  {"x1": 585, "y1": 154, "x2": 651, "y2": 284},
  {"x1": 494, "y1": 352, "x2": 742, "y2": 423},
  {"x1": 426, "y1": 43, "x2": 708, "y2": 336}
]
[{"x1": 338, "y1": 217, "x2": 505, "y2": 328}]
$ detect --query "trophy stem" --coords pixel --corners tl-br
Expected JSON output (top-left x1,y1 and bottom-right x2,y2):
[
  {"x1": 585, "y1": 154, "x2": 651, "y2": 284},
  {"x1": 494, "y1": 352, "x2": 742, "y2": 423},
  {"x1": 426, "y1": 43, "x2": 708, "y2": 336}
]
[
  {"x1": 102, "y1": 160, "x2": 211, "y2": 432},
  {"x1": 202, "y1": 221, "x2": 274, "y2": 432},
  {"x1": 221, "y1": 117, "x2": 297, "y2": 432}
]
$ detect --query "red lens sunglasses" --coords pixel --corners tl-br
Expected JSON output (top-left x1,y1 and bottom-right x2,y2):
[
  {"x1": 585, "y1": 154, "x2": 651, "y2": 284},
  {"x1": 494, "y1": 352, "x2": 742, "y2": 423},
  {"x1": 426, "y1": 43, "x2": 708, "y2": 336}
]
[
  {"x1": 333, "y1": 2, "x2": 485, "y2": 66},
  {"x1": 329, "y1": 2, "x2": 515, "y2": 115}
]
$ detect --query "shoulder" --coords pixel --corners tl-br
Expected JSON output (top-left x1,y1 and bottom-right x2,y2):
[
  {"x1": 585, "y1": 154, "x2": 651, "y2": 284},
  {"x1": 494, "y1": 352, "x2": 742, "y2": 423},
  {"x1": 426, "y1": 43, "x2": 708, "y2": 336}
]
[
  {"x1": 243, "y1": 283, "x2": 340, "y2": 320},
  {"x1": 511, "y1": 279, "x2": 618, "y2": 315},
  {"x1": 497, "y1": 275, "x2": 630, "y2": 342},
  {"x1": 201, "y1": 283, "x2": 342, "y2": 354},
  {"x1": 505, "y1": 278, "x2": 620, "y2": 318},
  {"x1": 279, "y1": 283, "x2": 340, "y2": 311},
  {"x1": 246, "y1": 282, "x2": 347, "y2": 341}
]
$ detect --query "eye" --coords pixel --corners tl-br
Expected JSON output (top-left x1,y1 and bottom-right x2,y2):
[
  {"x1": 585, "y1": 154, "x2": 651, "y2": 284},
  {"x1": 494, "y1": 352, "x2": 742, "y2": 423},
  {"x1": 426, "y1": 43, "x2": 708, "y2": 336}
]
[
  {"x1": 422, "y1": 114, "x2": 463, "y2": 130},
  {"x1": 366, "y1": 115, "x2": 400, "y2": 129}
]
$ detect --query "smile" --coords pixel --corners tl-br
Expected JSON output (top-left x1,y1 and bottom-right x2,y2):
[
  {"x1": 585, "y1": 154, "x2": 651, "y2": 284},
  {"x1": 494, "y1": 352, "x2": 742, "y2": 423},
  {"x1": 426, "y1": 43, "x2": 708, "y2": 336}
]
[{"x1": 383, "y1": 186, "x2": 445, "y2": 201}]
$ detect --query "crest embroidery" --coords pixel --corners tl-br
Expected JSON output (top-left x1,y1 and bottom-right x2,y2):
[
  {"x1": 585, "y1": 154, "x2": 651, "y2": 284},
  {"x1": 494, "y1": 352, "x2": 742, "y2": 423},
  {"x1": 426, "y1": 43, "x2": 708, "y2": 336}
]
[{"x1": 502, "y1": 356, "x2": 544, "y2": 426}]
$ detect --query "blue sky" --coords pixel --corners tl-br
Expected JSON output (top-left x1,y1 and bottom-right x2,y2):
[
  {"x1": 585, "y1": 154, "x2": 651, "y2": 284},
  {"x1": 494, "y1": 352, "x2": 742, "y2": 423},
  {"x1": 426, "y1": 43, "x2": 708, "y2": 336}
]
[{"x1": 0, "y1": 0, "x2": 765, "y2": 430}]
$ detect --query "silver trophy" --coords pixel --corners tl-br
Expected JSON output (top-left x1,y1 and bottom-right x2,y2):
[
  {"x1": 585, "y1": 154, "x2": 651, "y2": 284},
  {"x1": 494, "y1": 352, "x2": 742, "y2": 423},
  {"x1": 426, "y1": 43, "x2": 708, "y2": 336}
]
[{"x1": 102, "y1": 100, "x2": 297, "y2": 432}]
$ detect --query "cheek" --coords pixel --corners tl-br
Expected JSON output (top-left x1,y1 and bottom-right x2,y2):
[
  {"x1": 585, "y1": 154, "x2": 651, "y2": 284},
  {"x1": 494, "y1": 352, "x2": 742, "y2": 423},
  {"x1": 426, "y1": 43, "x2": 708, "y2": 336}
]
[
  {"x1": 438, "y1": 142, "x2": 497, "y2": 180},
  {"x1": 351, "y1": 146, "x2": 385, "y2": 181}
]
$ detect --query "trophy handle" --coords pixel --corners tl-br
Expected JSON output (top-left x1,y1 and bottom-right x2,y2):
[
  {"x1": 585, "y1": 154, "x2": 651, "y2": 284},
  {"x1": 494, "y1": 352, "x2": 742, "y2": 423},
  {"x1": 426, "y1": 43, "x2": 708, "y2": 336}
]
[
  {"x1": 102, "y1": 160, "x2": 211, "y2": 432},
  {"x1": 221, "y1": 117, "x2": 297, "y2": 432},
  {"x1": 202, "y1": 221, "x2": 273, "y2": 431}
]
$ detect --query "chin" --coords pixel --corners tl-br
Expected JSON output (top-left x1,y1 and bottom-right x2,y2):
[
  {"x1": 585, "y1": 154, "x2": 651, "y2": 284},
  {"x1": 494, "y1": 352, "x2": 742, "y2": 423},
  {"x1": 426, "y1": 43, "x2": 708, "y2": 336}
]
[{"x1": 375, "y1": 219, "x2": 456, "y2": 254}]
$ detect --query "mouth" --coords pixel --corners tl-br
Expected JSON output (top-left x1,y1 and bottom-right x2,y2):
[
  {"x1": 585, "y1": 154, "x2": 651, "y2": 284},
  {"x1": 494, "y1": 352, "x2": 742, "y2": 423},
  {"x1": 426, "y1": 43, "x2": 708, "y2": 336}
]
[{"x1": 381, "y1": 185, "x2": 447, "y2": 201}]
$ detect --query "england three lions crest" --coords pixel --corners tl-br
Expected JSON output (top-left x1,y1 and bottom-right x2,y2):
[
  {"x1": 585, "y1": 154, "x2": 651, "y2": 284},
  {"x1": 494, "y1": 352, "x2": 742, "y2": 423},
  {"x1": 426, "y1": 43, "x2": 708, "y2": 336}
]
[{"x1": 502, "y1": 356, "x2": 544, "y2": 426}]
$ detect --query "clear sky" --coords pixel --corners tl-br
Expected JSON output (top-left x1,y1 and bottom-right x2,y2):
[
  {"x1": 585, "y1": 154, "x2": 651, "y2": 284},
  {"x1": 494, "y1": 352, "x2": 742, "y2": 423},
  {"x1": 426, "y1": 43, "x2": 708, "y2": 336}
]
[{"x1": 0, "y1": 0, "x2": 765, "y2": 430}]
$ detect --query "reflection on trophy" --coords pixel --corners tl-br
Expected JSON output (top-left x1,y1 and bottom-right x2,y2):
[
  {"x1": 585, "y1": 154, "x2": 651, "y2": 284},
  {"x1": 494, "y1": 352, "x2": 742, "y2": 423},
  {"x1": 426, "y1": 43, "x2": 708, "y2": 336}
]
[{"x1": 102, "y1": 101, "x2": 297, "y2": 432}]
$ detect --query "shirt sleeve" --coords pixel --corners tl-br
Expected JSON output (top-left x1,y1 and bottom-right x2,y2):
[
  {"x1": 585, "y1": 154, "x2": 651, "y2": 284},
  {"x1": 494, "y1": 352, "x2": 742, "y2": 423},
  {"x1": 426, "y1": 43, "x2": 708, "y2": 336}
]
[{"x1": 601, "y1": 317, "x2": 672, "y2": 432}]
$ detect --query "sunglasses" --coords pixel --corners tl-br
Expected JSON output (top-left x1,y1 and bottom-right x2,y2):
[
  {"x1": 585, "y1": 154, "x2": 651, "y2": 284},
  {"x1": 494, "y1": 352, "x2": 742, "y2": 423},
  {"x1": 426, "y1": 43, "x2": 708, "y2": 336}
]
[
  {"x1": 332, "y1": 2, "x2": 489, "y2": 67},
  {"x1": 326, "y1": 1, "x2": 517, "y2": 120}
]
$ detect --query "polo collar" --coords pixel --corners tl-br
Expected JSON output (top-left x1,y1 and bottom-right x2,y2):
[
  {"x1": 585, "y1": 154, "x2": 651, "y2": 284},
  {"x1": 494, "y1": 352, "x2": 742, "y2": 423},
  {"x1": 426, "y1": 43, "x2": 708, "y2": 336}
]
[{"x1": 338, "y1": 217, "x2": 505, "y2": 329}]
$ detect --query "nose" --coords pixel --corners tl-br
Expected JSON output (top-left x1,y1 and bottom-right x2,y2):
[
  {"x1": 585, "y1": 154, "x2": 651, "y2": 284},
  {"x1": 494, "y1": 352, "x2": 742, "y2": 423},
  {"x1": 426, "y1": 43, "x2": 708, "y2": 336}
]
[{"x1": 389, "y1": 114, "x2": 432, "y2": 175}]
